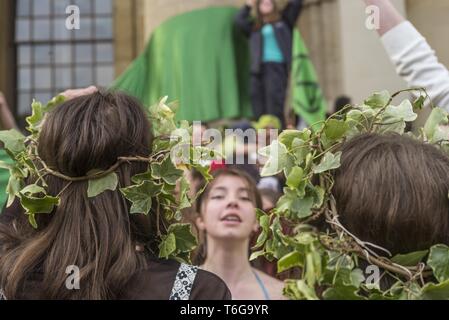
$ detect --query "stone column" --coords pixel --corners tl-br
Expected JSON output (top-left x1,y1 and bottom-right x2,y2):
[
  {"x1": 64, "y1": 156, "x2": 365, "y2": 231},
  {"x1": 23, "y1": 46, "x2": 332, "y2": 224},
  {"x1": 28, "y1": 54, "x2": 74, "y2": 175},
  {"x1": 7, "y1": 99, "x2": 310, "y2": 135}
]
[
  {"x1": 299, "y1": 0, "x2": 343, "y2": 111},
  {"x1": 0, "y1": 0, "x2": 16, "y2": 114},
  {"x1": 114, "y1": 0, "x2": 147, "y2": 77}
]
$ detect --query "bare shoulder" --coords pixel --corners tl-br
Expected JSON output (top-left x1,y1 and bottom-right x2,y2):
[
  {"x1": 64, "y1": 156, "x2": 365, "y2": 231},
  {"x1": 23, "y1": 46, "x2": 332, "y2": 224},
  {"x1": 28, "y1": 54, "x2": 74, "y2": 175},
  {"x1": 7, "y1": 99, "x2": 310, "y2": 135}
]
[{"x1": 253, "y1": 269, "x2": 287, "y2": 300}]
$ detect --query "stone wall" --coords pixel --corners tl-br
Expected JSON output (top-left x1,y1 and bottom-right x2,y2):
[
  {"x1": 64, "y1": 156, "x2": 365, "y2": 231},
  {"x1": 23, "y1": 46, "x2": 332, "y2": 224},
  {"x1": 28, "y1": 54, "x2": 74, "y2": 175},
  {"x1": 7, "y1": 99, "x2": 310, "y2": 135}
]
[
  {"x1": 337, "y1": 0, "x2": 407, "y2": 106},
  {"x1": 407, "y1": 0, "x2": 449, "y2": 68}
]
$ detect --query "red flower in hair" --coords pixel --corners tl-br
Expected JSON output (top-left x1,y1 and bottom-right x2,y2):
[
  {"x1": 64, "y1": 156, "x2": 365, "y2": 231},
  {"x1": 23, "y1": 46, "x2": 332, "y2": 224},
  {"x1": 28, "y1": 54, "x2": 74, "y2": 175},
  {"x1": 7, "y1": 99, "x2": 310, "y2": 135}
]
[{"x1": 210, "y1": 160, "x2": 226, "y2": 172}]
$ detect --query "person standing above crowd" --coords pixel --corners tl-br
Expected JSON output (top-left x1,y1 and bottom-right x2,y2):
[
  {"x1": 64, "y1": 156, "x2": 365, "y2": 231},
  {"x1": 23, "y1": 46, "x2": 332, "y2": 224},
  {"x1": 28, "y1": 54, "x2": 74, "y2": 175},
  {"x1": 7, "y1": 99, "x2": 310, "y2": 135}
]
[{"x1": 235, "y1": 0, "x2": 304, "y2": 127}]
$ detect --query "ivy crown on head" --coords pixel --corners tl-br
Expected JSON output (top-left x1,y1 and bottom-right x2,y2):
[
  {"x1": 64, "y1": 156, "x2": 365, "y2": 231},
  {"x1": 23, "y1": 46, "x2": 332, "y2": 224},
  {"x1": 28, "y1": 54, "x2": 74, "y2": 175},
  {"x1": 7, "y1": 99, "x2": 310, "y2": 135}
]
[{"x1": 0, "y1": 94, "x2": 213, "y2": 265}]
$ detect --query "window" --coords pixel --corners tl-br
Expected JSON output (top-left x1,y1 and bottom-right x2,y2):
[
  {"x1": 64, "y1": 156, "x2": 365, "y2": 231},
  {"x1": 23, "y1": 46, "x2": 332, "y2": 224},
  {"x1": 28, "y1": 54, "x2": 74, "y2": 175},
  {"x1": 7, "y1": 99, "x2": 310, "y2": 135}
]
[{"x1": 15, "y1": 0, "x2": 115, "y2": 117}]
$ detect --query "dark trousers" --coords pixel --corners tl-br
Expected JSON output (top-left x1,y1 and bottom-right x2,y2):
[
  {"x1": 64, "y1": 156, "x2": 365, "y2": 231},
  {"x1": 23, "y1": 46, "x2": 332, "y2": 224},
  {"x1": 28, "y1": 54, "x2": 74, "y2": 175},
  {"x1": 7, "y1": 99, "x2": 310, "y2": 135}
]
[{"x1": 250, "y1": 62, "x2": 288, "y2": 127}]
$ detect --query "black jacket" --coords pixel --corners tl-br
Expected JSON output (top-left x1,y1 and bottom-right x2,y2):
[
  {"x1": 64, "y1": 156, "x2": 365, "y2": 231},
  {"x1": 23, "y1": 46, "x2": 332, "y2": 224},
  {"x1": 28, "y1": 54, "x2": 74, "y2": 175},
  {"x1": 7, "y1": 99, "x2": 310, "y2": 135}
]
[{"x1": 234, "y1": 0, "x2": 304, "y2": 74}]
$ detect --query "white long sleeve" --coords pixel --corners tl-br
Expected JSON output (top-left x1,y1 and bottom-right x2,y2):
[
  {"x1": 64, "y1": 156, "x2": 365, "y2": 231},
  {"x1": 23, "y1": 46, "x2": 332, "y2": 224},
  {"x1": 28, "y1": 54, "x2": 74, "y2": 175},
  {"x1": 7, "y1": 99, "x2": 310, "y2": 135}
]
[{"x1": 381, "y1": 21, "x2": 449, "y2": 111}]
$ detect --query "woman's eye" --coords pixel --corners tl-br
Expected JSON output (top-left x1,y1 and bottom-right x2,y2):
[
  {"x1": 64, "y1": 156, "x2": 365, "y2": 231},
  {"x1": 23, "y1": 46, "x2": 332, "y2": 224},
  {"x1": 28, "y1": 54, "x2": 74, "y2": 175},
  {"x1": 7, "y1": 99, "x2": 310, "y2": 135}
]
[
  {"x1": 240, "y1": 196, "x2": 251, "y2": 201},
  {"x1": 211, "y1": 195, "x2": 224, "y2": 200}
]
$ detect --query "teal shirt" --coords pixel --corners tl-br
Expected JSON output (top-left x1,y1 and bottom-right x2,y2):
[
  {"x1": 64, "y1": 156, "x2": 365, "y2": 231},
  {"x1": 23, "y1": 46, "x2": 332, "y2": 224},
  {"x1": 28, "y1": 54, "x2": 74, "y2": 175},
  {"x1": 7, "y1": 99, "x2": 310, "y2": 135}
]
[{"x1": 261, "y1": 24, "x2": 285, "y2": 63}]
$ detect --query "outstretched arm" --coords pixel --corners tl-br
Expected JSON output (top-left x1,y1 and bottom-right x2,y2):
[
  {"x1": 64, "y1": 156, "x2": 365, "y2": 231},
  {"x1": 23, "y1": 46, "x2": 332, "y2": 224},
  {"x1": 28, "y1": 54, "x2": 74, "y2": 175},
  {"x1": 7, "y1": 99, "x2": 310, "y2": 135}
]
[
  {"x1": 234, "y1": 0, "x2": 255, "y2": 37},
  {"x1": 364, "y1": 0, "x2": 449, "y2": 110},
  {"x1": 282, "y1": 0, "x2": 304, "y2": 29}
]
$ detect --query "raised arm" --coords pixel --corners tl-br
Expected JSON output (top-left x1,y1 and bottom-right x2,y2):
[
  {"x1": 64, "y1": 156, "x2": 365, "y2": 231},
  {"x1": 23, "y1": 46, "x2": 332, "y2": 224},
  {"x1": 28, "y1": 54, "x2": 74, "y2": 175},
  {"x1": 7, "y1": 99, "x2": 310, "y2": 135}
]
[
  {"x1": 282, "y1": 0, "x2": 304, "y2": 29},
  {"x1": 234, "y1": 0, "x2": 255, "y2": 37},
  {"x1": 364, "y1": 0, "x2": 449, "y2": 110}
]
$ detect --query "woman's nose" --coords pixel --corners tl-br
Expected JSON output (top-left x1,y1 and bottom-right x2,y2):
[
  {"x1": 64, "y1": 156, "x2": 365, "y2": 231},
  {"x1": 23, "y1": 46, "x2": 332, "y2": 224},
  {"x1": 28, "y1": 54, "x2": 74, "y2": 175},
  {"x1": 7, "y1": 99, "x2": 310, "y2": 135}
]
[{"x1": 226, "y1": 196, "x2": 239, "y2": 208}]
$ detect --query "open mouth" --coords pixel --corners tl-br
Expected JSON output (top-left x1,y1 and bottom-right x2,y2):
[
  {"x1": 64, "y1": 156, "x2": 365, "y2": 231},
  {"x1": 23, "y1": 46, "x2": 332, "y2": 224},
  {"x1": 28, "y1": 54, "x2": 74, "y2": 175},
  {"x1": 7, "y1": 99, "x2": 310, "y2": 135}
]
[{"x1": 220, "y1": 214, "x2": 242, "y2": 223}]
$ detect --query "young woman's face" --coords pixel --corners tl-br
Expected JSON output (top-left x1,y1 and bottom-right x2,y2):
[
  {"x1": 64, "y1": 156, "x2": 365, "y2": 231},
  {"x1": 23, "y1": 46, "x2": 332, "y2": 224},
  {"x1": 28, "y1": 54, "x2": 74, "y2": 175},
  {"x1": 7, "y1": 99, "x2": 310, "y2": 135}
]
[
  {"x1": 197, "y1": 175, "x2": 258, "y2": 241},
  {"x1": 259, "y1": 0, "x2": 275, "y2": 16}
]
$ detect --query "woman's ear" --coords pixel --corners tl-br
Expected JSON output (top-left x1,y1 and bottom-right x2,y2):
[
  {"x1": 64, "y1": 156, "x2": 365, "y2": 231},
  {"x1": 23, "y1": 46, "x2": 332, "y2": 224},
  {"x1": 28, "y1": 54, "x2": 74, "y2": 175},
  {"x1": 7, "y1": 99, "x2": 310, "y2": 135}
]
[{"x1": 196, "y1": 216, "x2": 206, "y2": 231}]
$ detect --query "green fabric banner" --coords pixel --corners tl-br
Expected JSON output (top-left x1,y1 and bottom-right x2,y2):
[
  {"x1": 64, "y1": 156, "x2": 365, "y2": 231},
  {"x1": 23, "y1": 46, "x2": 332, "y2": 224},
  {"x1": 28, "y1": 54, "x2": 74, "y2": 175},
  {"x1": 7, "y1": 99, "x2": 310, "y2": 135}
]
[
  {"x1": 113, "y1": 7, "x2": 327, "y2": 125},
  {"x1": 0, "y1": 149, "x2": 12, "y2": 208},
  {"x1": 113, "y1": 7, "x2": 252, "y2": 122},
  {"x1": 290, "y1": 29, "x2": 328, "y2": 126}
]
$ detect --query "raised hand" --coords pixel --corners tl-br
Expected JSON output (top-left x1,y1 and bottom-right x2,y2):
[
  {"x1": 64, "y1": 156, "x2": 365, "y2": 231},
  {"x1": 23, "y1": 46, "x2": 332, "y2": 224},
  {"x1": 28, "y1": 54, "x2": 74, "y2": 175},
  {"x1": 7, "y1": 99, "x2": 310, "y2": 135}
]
[{"x1": 60, "y1": 86, "x2": 98, "y2": 100}]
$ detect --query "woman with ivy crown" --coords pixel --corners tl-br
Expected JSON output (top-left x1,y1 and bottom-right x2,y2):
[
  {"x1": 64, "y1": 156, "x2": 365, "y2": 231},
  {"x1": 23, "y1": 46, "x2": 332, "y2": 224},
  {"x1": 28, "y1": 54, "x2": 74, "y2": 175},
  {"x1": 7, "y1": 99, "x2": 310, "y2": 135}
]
[
  {"x1": 235, "y1": 0, "x2": 303, "y2": 126},
  {"x1": 194, "y1": 168, "x2": 285, "y2": 300},
  {"x1": 0, "y1": 88, "x2": 231, "y2": 300}
]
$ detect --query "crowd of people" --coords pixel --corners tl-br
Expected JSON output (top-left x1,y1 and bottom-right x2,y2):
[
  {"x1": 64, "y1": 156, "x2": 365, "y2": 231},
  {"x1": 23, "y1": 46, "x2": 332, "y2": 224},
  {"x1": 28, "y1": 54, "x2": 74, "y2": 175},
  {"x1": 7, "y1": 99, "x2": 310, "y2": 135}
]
[{"x1": 0, "y1": 0, "x2": 449, "y2": 300}]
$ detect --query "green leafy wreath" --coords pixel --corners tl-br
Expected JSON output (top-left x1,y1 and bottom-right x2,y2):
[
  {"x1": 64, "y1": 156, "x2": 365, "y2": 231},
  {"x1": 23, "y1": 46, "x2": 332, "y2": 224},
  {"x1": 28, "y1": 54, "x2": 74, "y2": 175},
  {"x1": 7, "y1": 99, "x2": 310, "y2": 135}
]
[
  {"x1": 0, "y1": 95, "x2": 212, "y2": 264},
  {"x1": 254, "y1": 89, "x2": 449, "y2": 300}
]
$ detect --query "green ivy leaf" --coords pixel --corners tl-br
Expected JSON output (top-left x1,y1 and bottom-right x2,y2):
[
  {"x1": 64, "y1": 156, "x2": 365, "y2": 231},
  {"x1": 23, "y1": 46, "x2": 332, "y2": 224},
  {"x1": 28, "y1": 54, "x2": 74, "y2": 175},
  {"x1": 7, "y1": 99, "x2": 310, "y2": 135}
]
[
  {"x1": 170, "y1": 251, "x2": 193, "y2": 265},
  {"x1": 279, "y1": 129, "x2": 311, "y2": 150},
  {"x1": 249, "y1": 250, "x2": 266, "y2": 262},
  {"x1": 259, "y1": 140, "x2": 291, "y2": 177},
  {"x1": 26, "y1": 100, "x2": 45, "y2": 133},
  {"x1": 158, "y1": 232, "x2": 177, "y2": 259},
  {"x1": 120, "y1": 180, "x2": 161, "y2": 215},
  {"x1": 385, "y1": 100, "x2": 418, "y2": 122},
  {"x1": 151, "y1": 157, "x2": 183, "y2": 185},
  {"x1": 420, "y1": 279, "x2": 449, "y2": 300},
  {"x1": 148, "y1": 97, "x2": 177, "y2": 136},
  {"x1": 131, "y1": 168, "x2": 152, "y2": 184},
  {"x1": 313, "y1": 152, "x2": 342, "y2": 174},
  {"x1": 324, "y1": 119, "x2": 349, "y2": 141},
  {"x1": 6, "y1": 174, "x2": 23, "y2": 207},
  {"x1": 428, "y1": 244, "x2": 449, "y2": 283},
  {"x1": 283, "y1": 280, "x2": 317, "y2": 300},
  {"x1": 278, "y1": 251, "x2": 304, "y2": 273},
  {"x1": 424, "y1": 108, "x2": 449, "y2": 140},
  {"x1": 166, "y1": 223, "x2": 197, "y2": 253},
  {"x1": 20, "y1": 184, "x2": 46, "y2": 195},
  {"x1": 178, "y1": 176, "x2": 192, "y2": 211},
  {"x1": 28, "y1": 214, "x2": 38, "y2": 229},
  {"x1": 87, "y1": 172, "x2": 118, "y2": 198},
  {"x1": 364, "y1": 90, "x2": 391, "y2": 108},
  {"x1": 254, "y1": 214, "x2": 270, "y2": 249},
  {"x1": 277, "y1": 188, "x2": 314, "y2": 219},
  {"x1": 0, "y1": 129, "x2": 26, "y2": 155},
  {"x1": 286, "y1": 167, "x2": 303, "y2": 189},
  {"x1": 379, "y1": 100, "x2": 417, "y2": 134},
  {"x1": 309, "y1": 185, "x2": 325, "y2": 208},
  {"x1": 291, "y1": 138, "x2": 311, "y2": 165},
  {"x1": 19, "y1": 194, "x2": 59, "y2": 214},
  {"x1": 305, "y1": 250, "x2": 322, "y2": 287},
  {"x1": 19, "y1": 188, "x2": 60, "y2": 229},
  {"x1": 295, "y1": 280, "x2": 319, "y2": 300},
  {"x1": 349, "y1": 269, "x2": 365, "y2": 287},
  {"x1": 391, "y1": 250, "x2": 428, "y2": 266},
  {"x1": 323, "y1": 285, "x2": 365, "y2": 300}
]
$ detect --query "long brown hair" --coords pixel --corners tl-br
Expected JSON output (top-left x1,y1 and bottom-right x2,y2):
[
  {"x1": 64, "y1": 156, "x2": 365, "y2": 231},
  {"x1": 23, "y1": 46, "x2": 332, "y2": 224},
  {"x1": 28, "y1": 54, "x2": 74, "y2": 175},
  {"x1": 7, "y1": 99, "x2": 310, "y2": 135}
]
[
  {"x1": 333, "y1": 133, "x2": 449, "y2": 255},
  {"x1": 0, "y1": 91, "x2": 161, "y2": 299},
  {"x1": 193, "y1": 168, "x2": 262, "y2": 265},
  {"x1": 255, "y1": 0, "x2": 281, "y2": 30}
]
